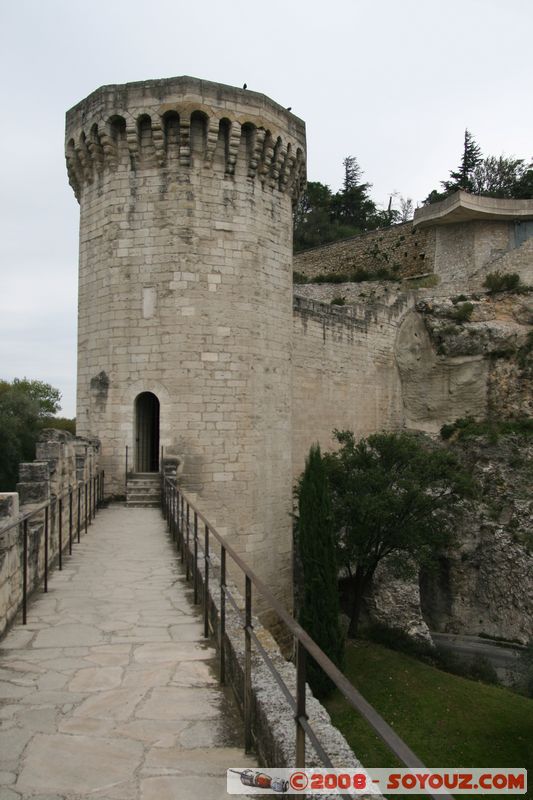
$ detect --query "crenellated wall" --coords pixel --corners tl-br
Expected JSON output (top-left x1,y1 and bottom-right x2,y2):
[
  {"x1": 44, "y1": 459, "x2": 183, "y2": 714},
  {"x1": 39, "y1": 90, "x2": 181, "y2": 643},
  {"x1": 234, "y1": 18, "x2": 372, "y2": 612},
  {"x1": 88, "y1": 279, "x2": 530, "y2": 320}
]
[{"x1": 0, "y1": 431, "x2": 99, "y2": 637}]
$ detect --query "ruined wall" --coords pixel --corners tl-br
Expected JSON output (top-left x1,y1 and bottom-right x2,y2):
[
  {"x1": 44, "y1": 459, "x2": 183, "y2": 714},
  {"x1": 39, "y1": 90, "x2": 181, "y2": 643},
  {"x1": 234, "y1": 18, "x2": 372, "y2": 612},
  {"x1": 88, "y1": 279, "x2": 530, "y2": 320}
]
[
  {"x1": 0, "y1": 431, "x2": 98, "y2": 636},
  {"x1": 291, "y1": 292, "x2": 412, "y2": 477},
  {"x1": 293, "y1": 222, "x2": 435, "y2": 281}
]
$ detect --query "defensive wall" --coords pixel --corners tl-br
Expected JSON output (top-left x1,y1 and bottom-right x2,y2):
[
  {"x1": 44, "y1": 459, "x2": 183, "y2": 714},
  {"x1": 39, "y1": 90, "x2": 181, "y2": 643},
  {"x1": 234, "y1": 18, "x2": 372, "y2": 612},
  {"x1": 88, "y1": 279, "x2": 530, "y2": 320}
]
[
  {"x1": 294, "y1": 191, "x2": 533, "y2": 294},
  {"x1": 293, "y1": 221, "x2": 435, "y2": 280},
  {"x1": 65, "y1": 75, "x2": 533, "y2": 614},
  {"x1": 0, "y1": 431, "x2": 99, "y2": 636}
]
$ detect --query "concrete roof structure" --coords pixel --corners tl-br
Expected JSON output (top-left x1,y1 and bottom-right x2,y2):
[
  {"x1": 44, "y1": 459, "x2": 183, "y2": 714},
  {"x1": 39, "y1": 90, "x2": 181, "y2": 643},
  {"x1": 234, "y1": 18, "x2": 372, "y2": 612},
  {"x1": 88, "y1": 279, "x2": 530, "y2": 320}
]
[{"x1": 413, "y1": 190, "x2": 533, "y2": 228}]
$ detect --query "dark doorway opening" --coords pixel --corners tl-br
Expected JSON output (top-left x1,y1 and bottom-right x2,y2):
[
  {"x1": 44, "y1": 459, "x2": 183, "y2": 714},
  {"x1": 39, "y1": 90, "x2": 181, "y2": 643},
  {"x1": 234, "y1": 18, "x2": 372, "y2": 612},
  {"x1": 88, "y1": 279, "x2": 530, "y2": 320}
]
[{"x1": 135, "y1": 392, "x2": 160, "y2": 472}]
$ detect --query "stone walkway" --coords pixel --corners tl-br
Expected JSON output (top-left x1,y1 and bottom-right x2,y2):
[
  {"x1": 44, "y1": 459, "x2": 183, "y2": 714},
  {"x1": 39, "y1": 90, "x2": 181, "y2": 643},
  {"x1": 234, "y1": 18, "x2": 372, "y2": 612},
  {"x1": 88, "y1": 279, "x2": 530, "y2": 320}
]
[{"x1": 0, "y1": 505, "x2": 255, "y2": 800}]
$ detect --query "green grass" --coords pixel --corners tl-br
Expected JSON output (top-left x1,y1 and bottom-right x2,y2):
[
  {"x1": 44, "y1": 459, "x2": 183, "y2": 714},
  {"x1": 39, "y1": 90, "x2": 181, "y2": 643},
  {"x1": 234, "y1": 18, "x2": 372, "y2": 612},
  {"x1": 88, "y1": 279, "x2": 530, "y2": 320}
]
[{"x1": 325, "y1": 641, "x2": 532, "y2": 790}]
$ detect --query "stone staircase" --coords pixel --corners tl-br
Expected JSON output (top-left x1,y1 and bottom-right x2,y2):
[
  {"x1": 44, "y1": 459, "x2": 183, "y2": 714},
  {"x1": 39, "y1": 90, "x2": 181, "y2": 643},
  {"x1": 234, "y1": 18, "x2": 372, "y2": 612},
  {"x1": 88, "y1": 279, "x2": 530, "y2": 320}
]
[{"x1": 126, "y1": 473, "x2": 161, "y2": 507}]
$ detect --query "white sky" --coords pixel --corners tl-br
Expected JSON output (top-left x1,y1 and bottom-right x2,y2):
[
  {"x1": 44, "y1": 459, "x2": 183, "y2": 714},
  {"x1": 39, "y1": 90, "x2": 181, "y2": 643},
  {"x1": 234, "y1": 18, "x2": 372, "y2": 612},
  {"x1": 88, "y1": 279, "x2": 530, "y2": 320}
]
[{"x1": 1, "y1": 0, "x2": 532, "y2": 417}]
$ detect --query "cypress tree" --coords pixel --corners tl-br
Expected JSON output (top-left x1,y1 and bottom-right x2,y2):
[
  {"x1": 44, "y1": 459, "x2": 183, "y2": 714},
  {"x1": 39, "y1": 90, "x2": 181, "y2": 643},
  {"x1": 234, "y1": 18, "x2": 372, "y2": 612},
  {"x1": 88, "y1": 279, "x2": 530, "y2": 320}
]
[{"x1": 297, "y1": 443, "x2": 344, "y2": 698}]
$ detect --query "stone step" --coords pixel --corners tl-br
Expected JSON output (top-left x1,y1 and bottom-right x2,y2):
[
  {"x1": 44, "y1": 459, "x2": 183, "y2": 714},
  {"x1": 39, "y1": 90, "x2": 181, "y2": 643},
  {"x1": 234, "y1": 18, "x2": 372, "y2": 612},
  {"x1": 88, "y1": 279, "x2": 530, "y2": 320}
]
[{"x1": 126, "y1": 500, "x2": 161, "y2": 508}]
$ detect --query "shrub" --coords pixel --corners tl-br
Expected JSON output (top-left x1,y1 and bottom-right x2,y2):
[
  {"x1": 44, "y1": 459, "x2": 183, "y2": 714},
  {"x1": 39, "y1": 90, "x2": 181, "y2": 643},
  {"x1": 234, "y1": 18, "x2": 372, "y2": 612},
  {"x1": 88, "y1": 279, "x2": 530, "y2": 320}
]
[
  {"x1": 450, "y1": 301, "x2": 474, "y2": 322},
  {"x1": 440, "y1": 416, "x2": 533, "y2": 441},
  {"x1": 331, "y1": 296, "x2": 346, "y2": 306},
  {"x1": 293, "y1": 270, "x2": 308, "y2": 284},
  {"x1": 484, "y1": 271, "x2": 521, "y2": 293},
  {"x1": 468, "y1": 654, "x2": 499, "y2": 684}
]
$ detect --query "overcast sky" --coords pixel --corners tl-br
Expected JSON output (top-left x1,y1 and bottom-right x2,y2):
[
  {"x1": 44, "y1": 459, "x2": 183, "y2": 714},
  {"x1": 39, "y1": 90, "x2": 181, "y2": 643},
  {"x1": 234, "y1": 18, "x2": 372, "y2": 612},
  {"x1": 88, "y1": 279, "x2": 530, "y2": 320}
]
[{"x1": 1, "y1": 0, "x2": 532, "y2": 417}]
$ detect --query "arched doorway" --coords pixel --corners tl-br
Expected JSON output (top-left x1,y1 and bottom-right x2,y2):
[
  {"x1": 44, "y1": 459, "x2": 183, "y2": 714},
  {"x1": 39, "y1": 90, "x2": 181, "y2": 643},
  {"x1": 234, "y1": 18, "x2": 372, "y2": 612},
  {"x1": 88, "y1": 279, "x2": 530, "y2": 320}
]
[{"x1": 135, "y1": 392, "x2": 160, "y2": 472}]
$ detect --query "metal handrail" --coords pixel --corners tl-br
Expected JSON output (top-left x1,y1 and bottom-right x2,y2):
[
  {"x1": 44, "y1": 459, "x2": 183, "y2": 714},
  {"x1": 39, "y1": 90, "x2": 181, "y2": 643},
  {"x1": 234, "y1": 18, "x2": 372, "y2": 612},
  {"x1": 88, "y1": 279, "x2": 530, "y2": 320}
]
[
  {"x1": 0, "y1": 470, "x2": 105, "y2": 626},
  {"x1": 161, "y1": 476, "x2": 453, "y2": 800}
]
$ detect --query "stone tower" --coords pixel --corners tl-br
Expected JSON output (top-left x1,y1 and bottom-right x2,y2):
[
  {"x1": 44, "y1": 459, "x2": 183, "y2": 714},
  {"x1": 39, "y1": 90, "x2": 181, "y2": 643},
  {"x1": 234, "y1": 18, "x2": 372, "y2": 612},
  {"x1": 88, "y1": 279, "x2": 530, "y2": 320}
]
[{"x1": 65, "y1": 76, "x2": 306, "y2": 601}]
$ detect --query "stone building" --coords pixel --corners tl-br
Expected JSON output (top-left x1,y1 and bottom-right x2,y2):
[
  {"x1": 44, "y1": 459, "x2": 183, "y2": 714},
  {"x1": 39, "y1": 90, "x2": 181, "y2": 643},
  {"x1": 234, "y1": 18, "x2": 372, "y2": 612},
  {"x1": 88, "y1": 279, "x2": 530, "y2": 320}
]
[{"x1": 66, "y1": 76, "x2": 533, "y2": 607}]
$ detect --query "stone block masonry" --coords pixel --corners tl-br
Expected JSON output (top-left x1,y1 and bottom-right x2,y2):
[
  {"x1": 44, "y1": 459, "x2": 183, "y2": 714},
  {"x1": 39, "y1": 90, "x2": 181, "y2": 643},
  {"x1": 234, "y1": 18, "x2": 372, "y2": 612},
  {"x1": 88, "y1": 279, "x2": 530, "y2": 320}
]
[
  {"x1": 293, "y1": 222, "x2": 435, "y2": 281},
  {"x1": 291, "y1": 292, "x2": 412, "y2": 476},
  {"x1": 66, "y1": 77, "x2": 306, "y2": 606},
  {"x1": 0, "y1": 430, "x2": 99, "y2": 637}
]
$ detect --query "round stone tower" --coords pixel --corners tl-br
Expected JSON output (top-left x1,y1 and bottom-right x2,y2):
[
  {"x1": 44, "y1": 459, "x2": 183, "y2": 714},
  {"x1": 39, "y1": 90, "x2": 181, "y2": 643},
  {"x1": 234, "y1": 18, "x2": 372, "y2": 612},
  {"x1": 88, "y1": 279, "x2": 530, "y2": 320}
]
[{"x1": 65, "y1": 76, "x2": 306, "y2": 602}]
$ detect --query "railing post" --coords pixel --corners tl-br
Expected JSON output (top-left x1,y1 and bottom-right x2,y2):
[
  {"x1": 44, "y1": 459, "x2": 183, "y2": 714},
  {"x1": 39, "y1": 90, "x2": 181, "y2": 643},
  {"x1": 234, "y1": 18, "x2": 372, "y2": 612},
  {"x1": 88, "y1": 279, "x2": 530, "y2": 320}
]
[
  {"x1": 22, "y1": 518, "x2": 28, "y2": 625},
  {"x1": 125, "y1": 445, "x2": 129, "y2": 494},
  {"x1": 58, "y1": 497, "x2": 63, "y2": 570},
  {"x1": 44, "y1": 505, "x2": 49, "y2": 593},
  {"x1": 220, "y1": 545, "x2": 226, "y2": 685},
  {"x1": 89, "y1": 475, "x2": 92, "y2": 524},
  {"x1": 173, "y1": 485, "x2": 177, "y2": 541},
  {"x1": 204, "y1": 524, "x2": 209, "y2": 638},
  {"x1": 193, "y1": 511, "x2": 199, "y2": 604},
  {"x1": 186, "y1": 503, "x2": 190, "y2": 581},
  {"x1": 84, "y1": 481, "x2": 88, "y2": 534},
  {"x1": 69, "y1": 486, "x2": 73, "y2": 555},
  {"x1": 244, "y1": 574, "x2": 253, "y2": 753},
  {"x1": 77, "y1": 484, "x2": 81, "y2": 543},
  {"x1": 180, "y1": 495, "x2": 185, "y2": 563},
  {"x1": 176, "y1": 490, "x2": 180, "y2": 544},
  {"x1": 295, "y1": 639, "x2": 307, "y2": 768},
  {"x1": 101, "y1": 470, "x2": 105, "y2": 505}
]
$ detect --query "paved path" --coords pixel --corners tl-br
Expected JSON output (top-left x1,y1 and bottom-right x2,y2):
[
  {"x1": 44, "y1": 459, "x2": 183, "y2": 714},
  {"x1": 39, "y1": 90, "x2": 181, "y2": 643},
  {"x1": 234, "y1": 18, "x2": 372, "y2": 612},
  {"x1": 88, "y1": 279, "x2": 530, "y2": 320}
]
[{"x1": 0, "y1": 505, "x2": 255, "y2": 800}]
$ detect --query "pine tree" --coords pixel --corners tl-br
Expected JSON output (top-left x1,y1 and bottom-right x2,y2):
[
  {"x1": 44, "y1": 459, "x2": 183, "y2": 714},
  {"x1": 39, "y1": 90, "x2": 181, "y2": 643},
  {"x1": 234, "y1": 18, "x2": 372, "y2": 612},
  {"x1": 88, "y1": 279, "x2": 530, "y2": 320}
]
[
  {"x1": 297, "y1": 444, "x2": 344, "y2": 698},
  {"x1": 442, "y1": 129, "x2": 482, "y2": 193}
]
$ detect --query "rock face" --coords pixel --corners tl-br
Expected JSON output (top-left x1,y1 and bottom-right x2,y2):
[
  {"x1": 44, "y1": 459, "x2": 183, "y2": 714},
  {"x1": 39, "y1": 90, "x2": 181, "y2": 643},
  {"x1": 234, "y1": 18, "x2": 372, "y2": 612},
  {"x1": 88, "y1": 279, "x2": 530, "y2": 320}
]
[
  {"x1": 365, "y1": 557, "x2": 433, "y2": 645},
  {"x1": 420, "y1": 435, "x2": 533, "y2": 645},
  {"x1": 396, "y1": 292, "x2": 533, "y2": 433}
]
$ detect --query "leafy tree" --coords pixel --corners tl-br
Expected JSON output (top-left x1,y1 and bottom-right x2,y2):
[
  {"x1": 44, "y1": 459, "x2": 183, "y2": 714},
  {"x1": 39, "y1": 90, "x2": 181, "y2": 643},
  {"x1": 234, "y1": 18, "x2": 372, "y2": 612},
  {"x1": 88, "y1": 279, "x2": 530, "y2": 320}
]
[
  {"x1": 323, "y1": 430, "x2": 474, "y2": 637},
  {"x1": 0, "y1": 378, "x2": 66, "y2": 490},
  {"x1": 424, "y1": 130, "x2": 533, "y2": 204},
  {"x1": 297, "y1": 443, "x2": 344, "y2": 697},
  {"x1": 472, "y1": 156, "x2": 530, "y2": 198}
]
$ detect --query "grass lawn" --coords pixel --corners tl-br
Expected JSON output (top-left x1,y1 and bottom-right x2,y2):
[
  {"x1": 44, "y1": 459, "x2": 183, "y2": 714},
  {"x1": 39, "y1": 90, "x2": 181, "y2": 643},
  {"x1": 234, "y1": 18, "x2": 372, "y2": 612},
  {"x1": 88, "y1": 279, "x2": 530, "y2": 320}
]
[{"x1": 324, "y1": 641, "x2": 532, "y2": 795}]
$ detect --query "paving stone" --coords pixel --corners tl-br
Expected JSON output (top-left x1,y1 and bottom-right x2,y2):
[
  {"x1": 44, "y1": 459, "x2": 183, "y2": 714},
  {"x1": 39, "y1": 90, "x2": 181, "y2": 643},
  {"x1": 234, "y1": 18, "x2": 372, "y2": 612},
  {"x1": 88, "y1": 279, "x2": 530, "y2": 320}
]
[
  {"x1": 32, "y1": 624, "x2": 103, "y2": 649},
  {"x1": 73, "y1": 687, "x2": 147, "y2": 721},
  {"x1": 133, "y1": 642, "x2": 214, "y2": 664},
  {"x1": 0, "y1": 507, "x2": 255, "y2": 796},
  {"x1": 68, "y1": 666, "x2": 123, "y2": 692},
  {"x1": 140, "y1": 774, "x2": 248, "y2": 800},
  {"x1": 136, "y1": 686, "x2": 221, "y2": 721},
  {"x1": 16, "y1": 734, "x2": 143, "y2": 795}
]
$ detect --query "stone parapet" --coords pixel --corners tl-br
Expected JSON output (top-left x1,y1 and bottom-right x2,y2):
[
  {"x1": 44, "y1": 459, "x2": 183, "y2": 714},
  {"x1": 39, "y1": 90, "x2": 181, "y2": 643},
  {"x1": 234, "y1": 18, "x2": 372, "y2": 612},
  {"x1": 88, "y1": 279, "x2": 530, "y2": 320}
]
[
  {"x1": 65, "y1": 76, "x2": 306, "y2": 202},
  {"x1": 0, "y1": 431, "x2": 100, "y2": 638}
]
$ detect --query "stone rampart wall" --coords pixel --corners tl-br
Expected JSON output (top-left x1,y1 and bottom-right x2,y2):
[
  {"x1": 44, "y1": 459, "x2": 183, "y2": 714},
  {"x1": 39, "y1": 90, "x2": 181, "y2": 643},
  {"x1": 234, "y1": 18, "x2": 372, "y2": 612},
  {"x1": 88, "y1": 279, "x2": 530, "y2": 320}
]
[
  {"x1": 293, "y1": 222, "x2": 435, "y2": 281},
  {"x1": 291, "y1": 293, "x2": 414, "y2": 476},
  {"x1": 0, "y1": 431, "x2": 99, "y2": 637}
]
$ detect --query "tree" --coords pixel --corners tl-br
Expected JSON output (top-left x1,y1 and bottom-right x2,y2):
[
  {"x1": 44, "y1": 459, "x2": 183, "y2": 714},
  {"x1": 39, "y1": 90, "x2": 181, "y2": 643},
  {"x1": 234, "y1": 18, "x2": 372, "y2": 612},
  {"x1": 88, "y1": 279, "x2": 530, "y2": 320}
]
[
  {"x1": 472, "y1": 155, "x2": 527, "y2": 198},
  {"x1": 442, "y1": 129, "x2": 482, "y2": 193},
  {"x1": 323, "y1": 430, "x2": 474, "y2": 637},
  {"x1": 296, "y1": 443, "x2": 344, "y2": 697},
  {"x1": 0, "y1": 378, "x2": 66, "y2": 490}
]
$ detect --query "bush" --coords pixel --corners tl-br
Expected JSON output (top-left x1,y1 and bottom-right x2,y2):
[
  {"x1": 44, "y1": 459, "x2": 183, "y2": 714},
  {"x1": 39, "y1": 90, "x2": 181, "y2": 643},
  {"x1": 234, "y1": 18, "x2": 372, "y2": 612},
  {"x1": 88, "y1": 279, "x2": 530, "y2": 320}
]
[
  {"x1": 450, "y1": 301, "x2": 474, "y2": 322},
  {"x1": 293, "y1": 271, "x2": 308, "y2": 284},
  {"x1": 440, "y1": 416, "x2": 533, "y2": 441},
  {"x1": 468, "y1": 654, "x2": 499, "y2": 684},
  {"x1": 484, "y1": 271, "x2": 521, "y2": 293},
  {"x1": 331, "y1": 296, "x2": 346, "y2": 306},
  {"x1": 364, "y1": 624, "x2": 436, "y2": 662}
]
